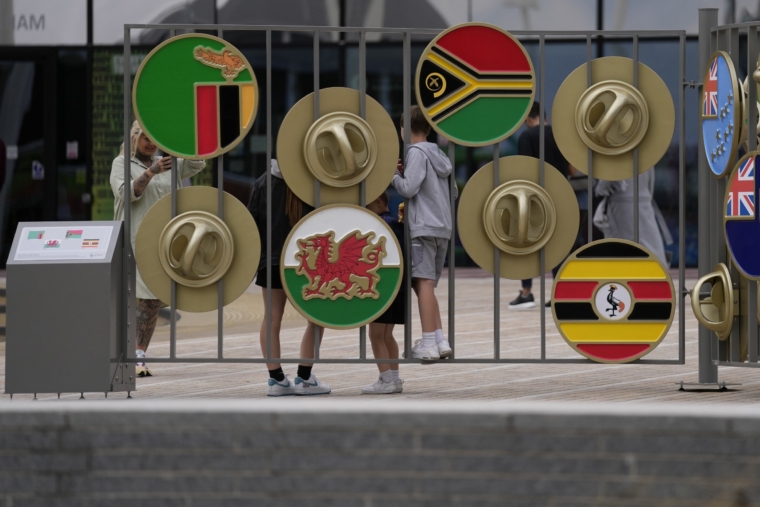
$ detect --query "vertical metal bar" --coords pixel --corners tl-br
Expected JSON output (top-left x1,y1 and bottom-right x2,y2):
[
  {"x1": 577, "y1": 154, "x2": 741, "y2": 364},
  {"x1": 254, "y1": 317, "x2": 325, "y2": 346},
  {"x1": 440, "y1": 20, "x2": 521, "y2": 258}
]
[
  {"x1": 265, "y1": 30, "x2": 273, "y2": 362},
  {"x1": 678, "y1": 33, "x2": 686, "y2": 364},
  {"x1": 216, "y1": 27, "x2": 225, "y2": 360},
  {"x1": 586, "y1": 35, "x2": 593, "y2": 243},
  {"x1": 313, "y1": 29, "x2": 321, "y2": 361},
  {"x1": 632, "y1": 34, "x2": 639, "y2": 243},
  {"x1": 698, "y1": 8, "x2": 719, "y2": 383},
  {"x1": 170, "y1": 155, "x2": 177, "y2": 359},
  {"x1": 714, "y1": 28, "x2": 729, "y2": 364},
  {"x1": 122, "y1": 26, "x2": 133, "y2": 362},
  {"x1": 448, "y1": 141, "x2": 456, "y2": 358},
  {"x1": 493, "y1": 145, "x2": 500, "y2": 360},
  {"x1": 748, "y1": 25, "x2": 759, "y2": 363},
  {"x1": 217, "y1": 154, "x2": 224, "y2": 359},
  {"x1": 403, "y1": 30, "x2": 412, "y2": 360},
  {"x1": 539, "y1": 34, "x2": 546, "y2": 360},
  {"x1": 359, "y1": 30, "x2": 367, "y2": 360}
]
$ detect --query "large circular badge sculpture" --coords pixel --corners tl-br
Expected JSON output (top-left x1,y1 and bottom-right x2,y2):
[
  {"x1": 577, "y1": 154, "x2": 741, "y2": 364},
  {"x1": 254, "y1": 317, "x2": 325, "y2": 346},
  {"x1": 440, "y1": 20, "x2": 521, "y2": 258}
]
[
  {"x1": 277, "y1": 87, "x2": 398, "y2": 207},
  {"x1": 415, "y1": 23, "x2": 535, "y2": 147},
  {"x1": 552, "y1": 239, "x2": 676, "y2": 363},
  {"x1": 457, "y1": 155, "x2": 578, "y2": 279},
  {"x1": 135, "y1": 187, "x2": 260, "y2": 312},
  {"x1": 553, "y1": 57, "x2": 674, "y2": 181},
  {"x1": 133, "y1": 34, "x2": 258, "y2": 160},
  {"x1": 281, "y1": 205, "x2": 403, "y2": 329},
  {"x1": 724, "y1": 151, "x2": 760, "y2": 279},
  {"x1": 701, "y1": 52, "x2": 740, "y2": 178}
]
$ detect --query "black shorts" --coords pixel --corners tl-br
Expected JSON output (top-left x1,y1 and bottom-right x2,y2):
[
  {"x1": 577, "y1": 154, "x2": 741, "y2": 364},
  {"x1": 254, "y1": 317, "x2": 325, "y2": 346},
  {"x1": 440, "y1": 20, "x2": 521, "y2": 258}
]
[{"x1": 254, "y1": 267, "x2": 283, "y2": 290}]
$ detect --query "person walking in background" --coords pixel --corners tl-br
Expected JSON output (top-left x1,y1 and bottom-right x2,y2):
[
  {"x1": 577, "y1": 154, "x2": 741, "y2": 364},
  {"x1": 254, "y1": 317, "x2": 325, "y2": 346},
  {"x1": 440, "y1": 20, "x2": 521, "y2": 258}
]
[
  {"x1": 391, "y1": 106, "x2": 456, "y2": 361},
  {"x1": 110, "y1": 120, "x2": 206, "y2": 377},
  {"x1": 363, "y1": 191, "x2": 406, "y2": 394},
  {"x1": 593, "y1": 168, "x2": 672, "y2": 265},
  {"x1": 247, "y1": 159, "x2": 331, "y2": 396}
]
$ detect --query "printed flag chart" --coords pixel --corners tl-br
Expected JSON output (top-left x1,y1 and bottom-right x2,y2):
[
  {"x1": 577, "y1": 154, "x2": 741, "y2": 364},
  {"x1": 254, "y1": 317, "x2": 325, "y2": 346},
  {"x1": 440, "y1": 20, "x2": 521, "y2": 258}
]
[
  {"x1": 552, "y1": 239, "x2": 676, "y2": 363},
  {"x1": 415, "y1": 23, "x2": 535, "y2": 147},
  {"x1": 724, "y1": 151, "x2": 760, "y2": 279},
  {"x1": 280, "y1": 205, "x2": 403, "y2": 329},
  {"x1": 701, "y1": 51, "x2": 740, "y2": 178},
  {"x1": 132, "y1": 34, "x2": 258, "y2": 159}
]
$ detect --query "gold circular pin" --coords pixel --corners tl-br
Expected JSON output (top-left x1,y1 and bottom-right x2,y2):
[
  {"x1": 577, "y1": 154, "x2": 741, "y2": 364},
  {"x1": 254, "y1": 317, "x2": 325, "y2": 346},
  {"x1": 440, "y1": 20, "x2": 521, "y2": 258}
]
[
  {"x1": 575, "y1": 81, "x2": 649, "y2": 156},
  {"x1": 553, "y1": 57, "x2": 674, "y2": 181},
  {"x1": 303, "y1": 112, "x2": 378, "y2": 188},
  {"x1": 482, "y1": 180, "x2": 557, "y2": 256},
  {"x1": 740, "y1": 76, "x2": 760, "y2": 149},
  {"x1": 458, "y1": 155, "x2": 578, "y2": 279},
  {"x1": 691, "y1": 263, "x2": 734, "y2": 341},
  {"x1": 277, "y1": 87, "x2": 399, "y2": 207},
  {"x1": 158, "y1": 211, "x2": 234, "y2": 288},
  {"x1": 135, "y1": 186, "x2": 260, "y2": 313}
]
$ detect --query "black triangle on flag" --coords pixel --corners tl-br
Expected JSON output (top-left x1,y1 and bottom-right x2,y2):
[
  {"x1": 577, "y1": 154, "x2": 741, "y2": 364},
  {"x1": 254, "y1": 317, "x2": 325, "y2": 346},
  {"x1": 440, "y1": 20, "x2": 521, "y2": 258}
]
[{"x1": 418, "y1": 59, "x2": 466, "y2": 109}]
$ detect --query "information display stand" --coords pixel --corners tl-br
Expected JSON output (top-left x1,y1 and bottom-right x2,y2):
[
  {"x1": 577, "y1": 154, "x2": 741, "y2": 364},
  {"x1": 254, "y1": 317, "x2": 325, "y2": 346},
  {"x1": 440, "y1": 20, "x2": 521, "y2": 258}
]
[{"x1": 5, "y1": 221, "x2": 134, "y2": 396}]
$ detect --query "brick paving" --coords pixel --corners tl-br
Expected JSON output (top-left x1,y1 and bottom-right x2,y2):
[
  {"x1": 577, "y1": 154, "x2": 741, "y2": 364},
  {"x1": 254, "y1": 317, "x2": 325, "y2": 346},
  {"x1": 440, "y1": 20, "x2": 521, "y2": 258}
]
[{"x1": 3, "y1": 268, "x2": 759, "y2": 404}]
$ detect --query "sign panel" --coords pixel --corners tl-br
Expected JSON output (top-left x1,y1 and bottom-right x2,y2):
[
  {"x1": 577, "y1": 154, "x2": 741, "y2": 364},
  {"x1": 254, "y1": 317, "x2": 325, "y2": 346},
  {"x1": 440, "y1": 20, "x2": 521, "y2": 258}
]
[{"x1": 14, "y1": 226, "x2": 113, "y2": 261}]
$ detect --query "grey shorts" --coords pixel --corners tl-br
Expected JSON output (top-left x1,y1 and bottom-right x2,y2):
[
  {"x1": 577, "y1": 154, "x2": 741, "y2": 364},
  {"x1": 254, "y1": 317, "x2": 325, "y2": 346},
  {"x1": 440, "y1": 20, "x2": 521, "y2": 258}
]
[{"x1": 411, "y1": 236, "x2": 449, "y2": 286}]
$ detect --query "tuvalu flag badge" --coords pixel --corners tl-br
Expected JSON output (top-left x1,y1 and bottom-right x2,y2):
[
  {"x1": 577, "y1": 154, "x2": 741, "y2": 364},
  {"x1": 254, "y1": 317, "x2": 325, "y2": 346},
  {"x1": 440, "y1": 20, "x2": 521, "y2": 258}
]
[
  {"x1": 133, "y1": 34, "x2": 258, "y2": 160},
  {"x1": 415, "y1": 23, "x2": 535, "y2": 147},
  {"x1": 552, "y1": 239, "x2": 675, "y2": 363},
  {"x1": 281, "y1": 205, "x2": 403, "y2": 330}
]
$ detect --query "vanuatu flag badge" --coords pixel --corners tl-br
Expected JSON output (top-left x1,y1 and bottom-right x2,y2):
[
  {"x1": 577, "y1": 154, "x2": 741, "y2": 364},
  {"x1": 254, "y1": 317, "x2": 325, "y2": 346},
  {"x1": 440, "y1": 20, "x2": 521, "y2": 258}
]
[
  {"x1": 415, "y1": 23, "x2": 535, "y2": 147},
  {"x1": 133, "y1": 34, "x2": 258, "y2": 160},
  {"x1": 552, "y1": 239, "x2": 675, "y2": 363},
  {"x1": 281, "y1": 205, "x2": 403, "y2": 330}
]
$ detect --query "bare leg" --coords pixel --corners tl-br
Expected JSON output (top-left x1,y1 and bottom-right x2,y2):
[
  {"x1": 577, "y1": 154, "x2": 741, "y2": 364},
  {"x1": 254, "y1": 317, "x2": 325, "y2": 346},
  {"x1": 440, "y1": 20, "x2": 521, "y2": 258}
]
[
  {"x1": 299, "y1": 321, "x2": 325, "y2": 367},
  {"x1": 136, "y1": 299, "x2": 162, "y2": 353},
  {"x1": 384, "y1": 324, "x2": 399, "y2": 371},
  {"x1": 369, "y1": 323, "x2": 390, "y2": 373},
  {"x1": 413, "y1": 278, "x2": 440, "y2": 333},
  {"x1": 259, "y1": 289, "x2": 287, "y2": 371}
]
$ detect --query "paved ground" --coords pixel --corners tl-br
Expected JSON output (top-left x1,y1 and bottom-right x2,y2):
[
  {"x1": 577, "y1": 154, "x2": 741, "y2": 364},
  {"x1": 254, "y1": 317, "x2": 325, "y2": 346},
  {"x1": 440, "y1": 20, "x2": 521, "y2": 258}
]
[{"x1": 2, "y1": 268, "x2": 759, "y2": 404}]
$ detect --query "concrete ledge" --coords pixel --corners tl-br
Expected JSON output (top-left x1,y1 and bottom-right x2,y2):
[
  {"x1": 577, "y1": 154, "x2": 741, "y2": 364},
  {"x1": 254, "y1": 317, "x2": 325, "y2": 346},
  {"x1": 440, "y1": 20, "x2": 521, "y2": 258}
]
[{"x1": 0, "y1": 400, "x2": 758, "y2": 506}]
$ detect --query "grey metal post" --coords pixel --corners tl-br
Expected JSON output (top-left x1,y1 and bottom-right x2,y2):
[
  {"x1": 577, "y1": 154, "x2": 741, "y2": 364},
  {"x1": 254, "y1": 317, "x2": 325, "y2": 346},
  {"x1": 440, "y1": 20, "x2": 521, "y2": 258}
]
[
  {"x1": 359, "y1": 30, "x2": 367, "y2": 360},
  {"x1": 493, "y1": 145, "x2": 500, "y2": 359},
  {"x1": 217, "y1": 28, "x2": 225, "y2": 359},
  {"x1": 586, "y1": 35, "x2": 593, "y2": 243},
  {"x1": 747, "y1": 25, "x2": 759, "y2": 363},
  {"x1": 122, "y1": 26, "x2": 134, "y2": 368},
  {"x1": 632, "y1": 35, "x2": 639, "y2": 243},
  {"x1": 448, "y1": 142, "x2": 456, "y2": 358},
  {"x1": 539, "y1": 35, "x2": 546, "y2": 359},
  {"x1": 698, "y1": 8, "x2": 719, "y2": 383},
  {"x1": 265, "y1": 30, "x2": 273, "y2": 363},
  {"x1": 679, "y1": 33, "x2": 686, "y2": 364},
  {"x1": 313, "y1": 29, "x2": 321, "y2": 361},
  {"x1": 403, "y1": 30, "x2": 412, "y2": 360}
]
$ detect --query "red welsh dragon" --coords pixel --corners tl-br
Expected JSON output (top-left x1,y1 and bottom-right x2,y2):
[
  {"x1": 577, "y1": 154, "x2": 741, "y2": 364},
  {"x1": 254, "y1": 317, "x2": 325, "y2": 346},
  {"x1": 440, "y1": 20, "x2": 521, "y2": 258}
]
[{"x1": 295, "y1": 230, "x2": 386, "y2": 300}]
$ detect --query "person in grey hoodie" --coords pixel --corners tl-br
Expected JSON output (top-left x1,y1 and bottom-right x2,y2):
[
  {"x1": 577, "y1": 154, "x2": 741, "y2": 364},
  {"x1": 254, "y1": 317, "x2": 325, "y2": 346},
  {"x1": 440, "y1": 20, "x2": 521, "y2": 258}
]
[{"x1": 391, "y1": 106, "x2": 457, "y2": 361}]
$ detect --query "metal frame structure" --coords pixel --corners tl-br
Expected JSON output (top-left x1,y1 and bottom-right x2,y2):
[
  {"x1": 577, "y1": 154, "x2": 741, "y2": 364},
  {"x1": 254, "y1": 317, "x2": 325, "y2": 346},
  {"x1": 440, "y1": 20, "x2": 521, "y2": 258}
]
[
  {"x1": 698, "y1": 8, "x2": 760, "y2": 378},
  {"x1": 122, "y1": 23, "x2": 687, "y2": 366}
]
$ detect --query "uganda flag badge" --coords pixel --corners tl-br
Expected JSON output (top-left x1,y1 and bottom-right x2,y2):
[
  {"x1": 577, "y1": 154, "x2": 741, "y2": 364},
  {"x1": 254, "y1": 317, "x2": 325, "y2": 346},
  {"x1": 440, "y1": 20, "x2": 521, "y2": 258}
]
[
  {"x1": 552, "y1": 239, "x2": 675, "y2": 363},
  {"x1": 281, "y1": 205, "x2": 403, "y2": 330},
  {"x1": 133, "y1": 34, "x2": 258, "y2": 160},
  {"x1": 415, "y1": 23, "x2": 535, "y2": 147}
]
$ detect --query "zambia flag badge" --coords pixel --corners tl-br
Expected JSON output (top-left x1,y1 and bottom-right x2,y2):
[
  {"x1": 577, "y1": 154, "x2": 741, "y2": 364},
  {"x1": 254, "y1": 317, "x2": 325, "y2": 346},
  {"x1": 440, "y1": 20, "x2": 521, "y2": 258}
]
[
  {"x1": 281, "y1": 205, "x2": 403, "y2": 330},
  {"x1": 552, "y1": 239, "x2": 675, "y2": 363},
  {"x1": 133, "y1": 34, "x2": 258, "y2": 160},
  {"x1": 415, "y1": 23, "x2": 535, "y2": 147}
]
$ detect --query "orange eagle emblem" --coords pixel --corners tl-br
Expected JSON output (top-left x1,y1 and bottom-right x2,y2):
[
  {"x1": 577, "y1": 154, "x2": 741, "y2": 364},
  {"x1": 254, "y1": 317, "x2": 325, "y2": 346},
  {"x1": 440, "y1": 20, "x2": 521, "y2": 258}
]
[
  {"x1": 194, "y1": 46, "x2": 246, "y2": 80},
  {"x1": 295, "y1": 230, "x2": 386, "y2": 300}
]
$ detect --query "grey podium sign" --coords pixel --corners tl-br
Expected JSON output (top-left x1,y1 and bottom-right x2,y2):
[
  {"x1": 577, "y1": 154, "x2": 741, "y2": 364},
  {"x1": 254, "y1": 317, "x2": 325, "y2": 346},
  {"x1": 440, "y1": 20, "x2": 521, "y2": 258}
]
[{"x1": 5, "y1": 221, "x2": 134, "y2": 396}]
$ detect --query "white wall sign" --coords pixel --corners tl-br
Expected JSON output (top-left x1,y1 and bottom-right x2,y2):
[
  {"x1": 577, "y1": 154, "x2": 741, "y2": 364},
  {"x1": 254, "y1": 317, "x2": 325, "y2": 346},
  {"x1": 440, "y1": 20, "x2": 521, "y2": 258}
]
[
  {"x1": 31, "y1": 160, "x2": 44, "y2": 180},
  {"x1": 3, "y1": 0, "x2": 87, "y2": 46},
  {"x1": 66, "y1": 141, "x2": 79, "y2": 160},
  {"x1": 14, "y1": 226, "x2": 114, "y2": 261},
  {"x1": 6, "y1": 146, "x2": 18, "y2": 160}
]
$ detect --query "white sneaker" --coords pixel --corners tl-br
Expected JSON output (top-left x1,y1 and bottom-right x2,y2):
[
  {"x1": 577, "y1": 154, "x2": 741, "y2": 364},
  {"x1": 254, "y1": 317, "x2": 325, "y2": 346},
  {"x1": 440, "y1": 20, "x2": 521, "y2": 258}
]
[
  {"x1": 294, "y1": 374, "x2": 331, "y2": 395},
  {"x1": 267, "y1": 375, "x2": 296, "y2": 397},
  {"x1": 361, "y1": 378, "x2": 398, "y2": 394},
  {"x1": 392, "y1": 378, "x2": 404, "y2": 393},
  {"x1": 412, "y1": 340, "x2": 440, "y2": 360},
  {"x1": 438, "y1": 340, "x2": 452, "y2": 359}
]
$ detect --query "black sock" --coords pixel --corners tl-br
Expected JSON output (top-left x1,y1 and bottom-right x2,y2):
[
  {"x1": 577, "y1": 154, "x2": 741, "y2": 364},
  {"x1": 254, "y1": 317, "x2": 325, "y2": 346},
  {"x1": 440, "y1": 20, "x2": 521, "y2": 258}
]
[
  {"x1": 268, "y1": 367, "x2": 285, "y2": 382},
  {"x1": 297, "y1": 365, "x2": 312, "y2": 380}
]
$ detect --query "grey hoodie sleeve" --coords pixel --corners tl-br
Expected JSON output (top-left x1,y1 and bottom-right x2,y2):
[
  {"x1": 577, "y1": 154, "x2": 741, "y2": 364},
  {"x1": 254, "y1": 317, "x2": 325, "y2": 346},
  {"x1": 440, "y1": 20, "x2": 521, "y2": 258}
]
[{"x1": 391, "y1": 148, "x2": 427, "y2": 198}]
